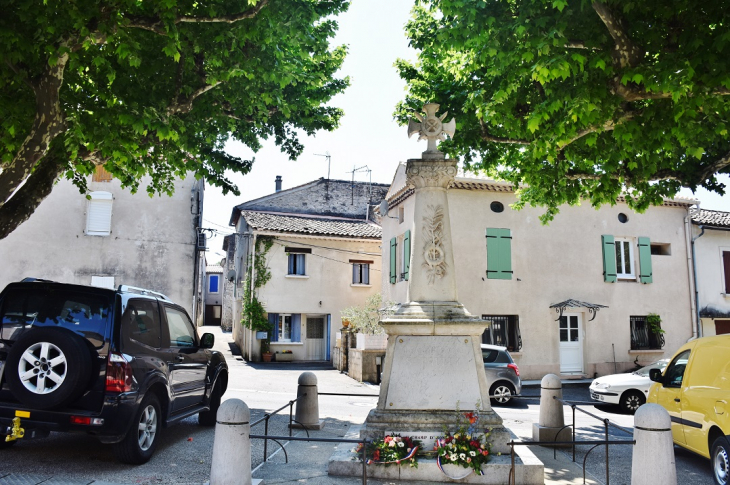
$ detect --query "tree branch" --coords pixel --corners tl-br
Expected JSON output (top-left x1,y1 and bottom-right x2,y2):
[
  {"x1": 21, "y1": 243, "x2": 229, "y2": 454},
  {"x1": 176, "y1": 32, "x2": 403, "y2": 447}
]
[
  {"x1": 479, "y1": 119, "x2": 531, "y2": 145},
  {"x1": 557, "y1": 112, "x2": 637, "y2": 149},
  {"x1": 592, "y1": 1, "x2": 643, "y2": 69},
  {"x1": 167, "y1": 81, "x2": 222, "y2": 116},
  {"x1": 125, "y1": 0, "x2": 269, "y2": 36}
]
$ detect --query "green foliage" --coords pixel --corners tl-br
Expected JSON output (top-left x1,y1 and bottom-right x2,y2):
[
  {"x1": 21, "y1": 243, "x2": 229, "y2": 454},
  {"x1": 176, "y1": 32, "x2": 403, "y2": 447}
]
[
  {"x1": 340, "y1": 294, "x2": 394, "y2": 335},
  {"x1": 396, "y1": 0, "x2": 730, "y2": 222},
  {"x1": 0, "y1": 0, "x2": 349, "y2": 236},
  {"x1": 647, "y1": 313, "x2": 665, "y2": 334},
  {"x1": 241, "y1": 236, "x2": 274, "y2": 335}
]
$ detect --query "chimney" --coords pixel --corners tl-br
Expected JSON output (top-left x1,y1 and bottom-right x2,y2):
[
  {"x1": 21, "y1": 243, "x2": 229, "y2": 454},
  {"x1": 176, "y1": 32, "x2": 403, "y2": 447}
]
[{"x1": 275, "y1": 175, "x2": 282, "y2": 192}]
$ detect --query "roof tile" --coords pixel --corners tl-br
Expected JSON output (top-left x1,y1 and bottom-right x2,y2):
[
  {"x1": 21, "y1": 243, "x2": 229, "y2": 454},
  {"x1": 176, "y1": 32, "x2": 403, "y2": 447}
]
[{"x1": 241, "y1": 211, "x2": 381, "y2": 239}]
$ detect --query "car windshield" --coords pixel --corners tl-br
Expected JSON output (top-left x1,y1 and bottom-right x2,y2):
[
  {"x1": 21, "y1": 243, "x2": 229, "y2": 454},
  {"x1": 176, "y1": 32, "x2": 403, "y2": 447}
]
[{"x1": 634, "y1": 359, "x2": 670, "y2": 377}]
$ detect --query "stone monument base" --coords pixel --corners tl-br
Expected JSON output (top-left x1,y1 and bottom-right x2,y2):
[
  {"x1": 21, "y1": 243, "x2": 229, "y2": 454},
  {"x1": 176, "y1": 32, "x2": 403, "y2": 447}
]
[{"x1": 532, "y1": 423, "x2": 572, "y2": 447}]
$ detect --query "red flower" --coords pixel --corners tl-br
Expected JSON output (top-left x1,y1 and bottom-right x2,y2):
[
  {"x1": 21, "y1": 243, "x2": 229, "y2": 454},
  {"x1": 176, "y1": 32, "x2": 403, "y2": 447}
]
[
  {"x1": 464, "y1": 412, "x2": 478, "y2": 424},
  {"x1": 470, "y1": 440, "x2": 480, "y2": 448},
  {"x1": 373, "y1": 450, "x2": 380, "y2": 461}
]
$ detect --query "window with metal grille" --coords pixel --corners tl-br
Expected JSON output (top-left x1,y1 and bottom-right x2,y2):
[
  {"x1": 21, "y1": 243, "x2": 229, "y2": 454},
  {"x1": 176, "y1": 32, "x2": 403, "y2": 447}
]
[
  {"x1": 630, "y1": 316, "x2": 664, "y2": 350},
  {"x1": 481, "y1": 315, "x2": 522, "y2": 352},
  {"x1": 307, "y1": 317, "x2": 325, "y2": 339}
]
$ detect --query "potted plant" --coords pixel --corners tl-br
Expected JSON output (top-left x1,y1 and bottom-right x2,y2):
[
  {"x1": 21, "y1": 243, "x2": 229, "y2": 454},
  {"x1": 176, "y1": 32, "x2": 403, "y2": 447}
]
[
  {"x1": 277, "y1": 349, "x2": 294, "y2": 362},
  {"x1": 261, "y1": 338, "x2": 272, "y2": 362},
  {"x1": 647, "y1": 313, "x2": 666, "y2": 349}
]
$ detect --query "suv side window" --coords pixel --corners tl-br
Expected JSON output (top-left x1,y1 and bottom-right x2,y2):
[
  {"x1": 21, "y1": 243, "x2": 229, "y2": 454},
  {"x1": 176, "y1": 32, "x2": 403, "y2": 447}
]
[
  {"x1": 663, "y1": 349, "x2": 690, "y2": 388},
  {"x1": 122, "y1": 299, "x2": 161, "y2": 349},
  {"x1": 165, "y1": 307, "x2": 197, "y2": 348}
]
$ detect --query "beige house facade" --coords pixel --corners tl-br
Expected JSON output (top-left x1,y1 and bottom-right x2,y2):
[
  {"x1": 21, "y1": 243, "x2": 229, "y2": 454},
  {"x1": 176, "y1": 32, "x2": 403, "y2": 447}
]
[
  {"x1": 691, "y1": 209, "x2": 730, "y2": 337},
  {"x1": 229, "y1": 177, "x2": 389, "y2": 362},
  {"x1": 381, "y1": 164, "x2": 697, "y2": 380},
  {"x1": 0, "y1": 168, "x2": 205, "y2": 320}
]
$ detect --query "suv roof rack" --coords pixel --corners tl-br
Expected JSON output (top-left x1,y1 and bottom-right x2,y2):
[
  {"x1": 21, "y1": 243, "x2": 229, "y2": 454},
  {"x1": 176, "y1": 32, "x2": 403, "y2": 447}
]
[
  {"x1": 117, "y1": 285, "x2": 171, "y2": 301},
  {"x1": 20, "y1": 277, "x2": 56, "y2": 283}
]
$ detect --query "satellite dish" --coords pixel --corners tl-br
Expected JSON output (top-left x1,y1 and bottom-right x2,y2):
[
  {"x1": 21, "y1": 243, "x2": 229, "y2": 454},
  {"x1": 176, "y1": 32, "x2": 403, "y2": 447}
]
[
  {"x1": 227, "y1": 270, "x2": 236, "y2": 282},
  {"x1": 379, "y1": 199, "x2": 389, "y2": 216}
]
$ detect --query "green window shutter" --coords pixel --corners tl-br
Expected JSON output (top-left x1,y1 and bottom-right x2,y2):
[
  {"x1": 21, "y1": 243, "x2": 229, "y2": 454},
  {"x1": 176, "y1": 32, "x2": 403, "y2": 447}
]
[
  {"x1": 601, "y1": 235, "x2": 617, "y2": 283},
  {"x1": 403, "y1": 230, "x2": 411, "y2": 281},
  {"x1": 638, "y1": 237, "x2": 653, "y2": 284},
  {"x1": 389, "y1": 237, "x2": 397, "y2": 284},
  {"x1": 486, "y1": 228, "x2": 512, "y2": 280}
]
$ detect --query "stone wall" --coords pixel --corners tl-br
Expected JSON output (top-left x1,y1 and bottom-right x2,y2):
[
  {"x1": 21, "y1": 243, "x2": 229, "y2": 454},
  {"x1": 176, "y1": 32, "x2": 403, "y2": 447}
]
[{"x1": 347, "y1": 348, "x2": 386, "y2": 384}]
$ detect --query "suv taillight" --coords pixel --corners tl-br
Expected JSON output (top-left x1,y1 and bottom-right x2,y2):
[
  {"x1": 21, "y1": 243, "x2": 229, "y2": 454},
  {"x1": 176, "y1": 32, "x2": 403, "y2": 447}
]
[
  {"x1": 508, "y1": 363, "x2": 520, "y2": 377},
  {"x1": 106, "y1": 352, "x2": 133, "y2": 393}
]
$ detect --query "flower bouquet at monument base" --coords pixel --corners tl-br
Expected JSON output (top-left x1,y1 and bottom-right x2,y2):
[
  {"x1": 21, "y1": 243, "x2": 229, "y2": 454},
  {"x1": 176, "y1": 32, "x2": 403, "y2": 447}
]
[
  {"x1": 434, "y1": 408, "x2": 492, "y2": 476},
  {"x1": 356, "y1": 434, "x2": 422, "y2": 467}
]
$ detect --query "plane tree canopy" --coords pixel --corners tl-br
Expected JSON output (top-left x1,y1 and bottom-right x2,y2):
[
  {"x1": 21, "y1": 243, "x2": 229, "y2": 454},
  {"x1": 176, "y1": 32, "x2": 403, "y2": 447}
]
[
  {"x1": 0, "y1": 0, "x2": 348, "y2": 238},
  {"x1": 396, "y1": 0, "x2": 730, "y2": 220}
]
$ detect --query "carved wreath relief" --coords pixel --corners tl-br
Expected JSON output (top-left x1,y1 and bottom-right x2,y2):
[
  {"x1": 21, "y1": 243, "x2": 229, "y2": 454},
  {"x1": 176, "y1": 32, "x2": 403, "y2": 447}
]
[{"x1": 422, "y1": 204, "x2": 447, "y2": 284}]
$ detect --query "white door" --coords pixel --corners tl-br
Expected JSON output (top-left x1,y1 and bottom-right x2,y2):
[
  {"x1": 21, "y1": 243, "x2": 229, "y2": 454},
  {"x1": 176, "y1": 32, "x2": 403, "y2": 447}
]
[
  {"x1": 559, "y1": 313, "x2": 583, "y2": 374},
  {"x1": 306, "y1": 317, "x2": 326, "y2": 360}
]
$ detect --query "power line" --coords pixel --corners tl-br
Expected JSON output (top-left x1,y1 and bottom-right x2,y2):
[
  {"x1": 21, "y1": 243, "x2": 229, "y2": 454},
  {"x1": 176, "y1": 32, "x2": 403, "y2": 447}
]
[
  {"x1": 274, "y1": 238, "x2": 381, "y2": 257},
  {"x1": 272, "y1": 240, "x2": 381, "y2": 272}
]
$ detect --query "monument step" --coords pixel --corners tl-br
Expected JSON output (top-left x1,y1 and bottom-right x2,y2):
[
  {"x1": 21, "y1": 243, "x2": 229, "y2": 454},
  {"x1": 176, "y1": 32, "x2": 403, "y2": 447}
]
[{"x1": 328, "y1": 425, "x2": 544, "y2": 484}]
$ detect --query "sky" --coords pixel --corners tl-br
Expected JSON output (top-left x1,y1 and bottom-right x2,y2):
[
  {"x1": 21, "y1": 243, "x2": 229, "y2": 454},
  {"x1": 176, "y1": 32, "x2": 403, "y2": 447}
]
[{"x1": 202, "y1": 0, "x2": 730, "y2": 261}]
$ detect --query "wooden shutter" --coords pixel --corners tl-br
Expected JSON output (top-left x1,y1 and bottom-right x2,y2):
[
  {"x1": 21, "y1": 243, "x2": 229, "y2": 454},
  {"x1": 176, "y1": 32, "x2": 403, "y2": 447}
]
[
  {"x1": 268, "y1": 313, "x2": 279, "y2": 342},
  {"x1": 403, "y1": 230, "x2": 411, "y2": 281},
  {"x1": 291, "y1": 314, "x2": 301, "y2": 342},
  {"x1": 389, "y1": 237, "x2": 397, "y2": 284},
  {"x1": 638, "y1": 237, "x2": 653, "y2": 284},
  {"x1": 601, "y1": 235, "x2": 617, "y2": 283},
  {"x1": 724, "y1": 252, "x2": 730, "y2": 294},
  {"x1": 486, "y1": 228, "x2": 512, "y2": 280}
]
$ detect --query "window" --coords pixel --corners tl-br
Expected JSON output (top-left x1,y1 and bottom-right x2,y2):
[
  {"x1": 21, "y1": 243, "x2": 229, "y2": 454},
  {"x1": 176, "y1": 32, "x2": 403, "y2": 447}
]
[
  {"x1": 288, "y1": 254, "x2": 306, "y2": 275},
  {"x1": 481, "y1": 315, "x2": 522, "y2": 351},
  {"x1": 351, "y1": 260, "x2": 371, "y2": 285},
  {"x1": 165, "y1": 307, "x2": 197, "y2": 348},
  {"x1": 724, "y1": 251, "x2": 730, "y2": 294},
  {"x1": 715, "y1": 320, "x2": 730, "y2": 335},
  {"x1": 92, "y1": 165, "x2": 113, "y2": 182},
  {"x1": 122, "y1": 299, "x2": 161, "y2": 349},
  {"x1": 389, "y1": 231, "x2": 410, "y2": 283},
  {"x1": 398, "y1": 206, "x2": 405, "y2": 224},
  {"x1": 286, "y1": 247, "x2": 310, "y2": 276},
  {"x1": 402, "y1": 230, "x2": 411, "y2": 281},
  {"x1": 208, "y1": 274, "x2": 220, "y2": 293},
  {"x1": 389, "y1": 237, "x2": 397, "y2": 284},
  {"x1": 486, "y1": 228, "x2": 512, "y2": 280},
  {"x1": 630, "y1": 316, "x2": 664, "y2": 350},
  {"x1": 86, "y1": 191, "x2": 113, "y2": 236},
  {"x1": 663, "y1": 350, "x2": 690, "y2": 388},
  {"x1": 267, "y1": 313, "x2": 302, "y2": 343},
  {"x1": 601, "y1": 235, "x2": 652, "y2": 283}
]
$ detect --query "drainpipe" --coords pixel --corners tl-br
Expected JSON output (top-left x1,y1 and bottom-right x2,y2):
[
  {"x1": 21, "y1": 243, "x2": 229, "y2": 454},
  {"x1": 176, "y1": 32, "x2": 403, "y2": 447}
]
[{"x1": 686, "y1": 203, "x2": 702, "y2": 339}]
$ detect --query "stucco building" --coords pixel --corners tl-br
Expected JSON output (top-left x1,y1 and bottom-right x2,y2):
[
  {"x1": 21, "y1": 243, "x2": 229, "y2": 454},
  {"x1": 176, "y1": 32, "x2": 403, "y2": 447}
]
[
  {"x1": 229, "y1": 177, "x2": 390, "y2": 362},
  {"x1": 381, "y1": 164, "x2": 697, "y2": 380},
  {"x1": 0, "y1": 167, "x2": 205, "y2": 320},
  {"x1": 691, "y1": 209, "x2": 730, "y2": 337}
]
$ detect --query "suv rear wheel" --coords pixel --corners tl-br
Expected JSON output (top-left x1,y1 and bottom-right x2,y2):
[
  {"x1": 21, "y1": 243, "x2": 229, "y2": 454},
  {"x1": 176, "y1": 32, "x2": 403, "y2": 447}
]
[
  {"x1": 113, "y1": 394, "x2": 161, "y2": 464},
  {"x1": 5, "y1": 328, "x2": 92, "y2": 409}
]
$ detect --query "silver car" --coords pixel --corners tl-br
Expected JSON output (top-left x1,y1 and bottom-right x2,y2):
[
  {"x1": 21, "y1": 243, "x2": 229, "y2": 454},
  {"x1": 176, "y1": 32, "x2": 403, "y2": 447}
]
[{"x1": 481, "y1": 344, "x2": 522, "y2": 405}]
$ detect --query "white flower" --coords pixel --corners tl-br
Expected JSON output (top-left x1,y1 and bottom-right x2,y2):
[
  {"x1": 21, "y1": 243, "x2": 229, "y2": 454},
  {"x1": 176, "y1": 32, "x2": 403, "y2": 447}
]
[
  {"x1": 469, "y1": 451, "x2": 476, "y2": 457},
  {"x1": 388, "y1": 441, "x2": 396, "y2": 447},
  {"x1": 450, "y1": 453, "x2": 458, "y2": 461},
  {"x1": 460, "y1": 453, "x2": 466, "y2": 460},
  {"x1": 397, "y1": 441, "x2": 404, "y2": 447}
]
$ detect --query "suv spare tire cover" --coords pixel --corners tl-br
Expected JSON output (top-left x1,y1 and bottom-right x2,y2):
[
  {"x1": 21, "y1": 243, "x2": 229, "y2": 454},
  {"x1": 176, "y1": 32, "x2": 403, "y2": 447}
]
[{"x1": 5, "y1": 327, "x2": 93, "y2": 409}]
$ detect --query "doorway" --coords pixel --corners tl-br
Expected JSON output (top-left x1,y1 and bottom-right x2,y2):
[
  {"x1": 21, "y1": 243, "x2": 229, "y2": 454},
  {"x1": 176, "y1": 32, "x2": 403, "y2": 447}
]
[
  {"x1": 204, "y1": 305, "x2": 221, "y2": 326},
  {"x1": 306, "y1": 317, "x2": 326, "y2": 360},
  {"x1": 559, "y1": 313, "x2": 583, "y2": 374}
]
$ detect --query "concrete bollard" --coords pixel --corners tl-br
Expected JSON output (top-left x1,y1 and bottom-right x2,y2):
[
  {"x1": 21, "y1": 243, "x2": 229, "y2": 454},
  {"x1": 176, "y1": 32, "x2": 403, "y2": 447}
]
[
  {"x1": 210, "y1": 399, "x2": 251, "y2": 485},
  {"x1": 631, "y1": 404, "x2": 677, "y2": 485},
  {"x1": 293, "y1": 371, "x2": 325, "y2": 430},
  {"x1": 532, "y1": 374, "x2": 571, "y2": 446}
]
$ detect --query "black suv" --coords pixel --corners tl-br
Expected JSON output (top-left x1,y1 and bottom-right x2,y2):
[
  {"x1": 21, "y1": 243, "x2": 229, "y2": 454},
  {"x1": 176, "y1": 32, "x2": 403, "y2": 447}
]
[{"x1": 0, "y1": 279, "x2": 228, "y2": 464}]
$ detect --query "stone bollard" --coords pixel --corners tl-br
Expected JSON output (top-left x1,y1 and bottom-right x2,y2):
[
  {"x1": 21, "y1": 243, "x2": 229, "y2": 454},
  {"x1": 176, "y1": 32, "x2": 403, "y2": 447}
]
[
  {"x1": 631, "y1": 404, "x2": 677, "y2": 485},
  {"x1": 210, "y1": 399, "x2": 251, "y2": 485},
  {"x1": 293, "y1": 371, "x2": 325, "y2": 430},
  {"x1": 532, "y1": 374, "x2": 572, "y2": 446}
]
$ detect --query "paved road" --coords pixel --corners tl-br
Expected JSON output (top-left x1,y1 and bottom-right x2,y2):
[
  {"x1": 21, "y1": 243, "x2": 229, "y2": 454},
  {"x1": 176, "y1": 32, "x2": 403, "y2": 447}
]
[{"x1": 0, "y1": 329, "x2": 716, "y2": 484}]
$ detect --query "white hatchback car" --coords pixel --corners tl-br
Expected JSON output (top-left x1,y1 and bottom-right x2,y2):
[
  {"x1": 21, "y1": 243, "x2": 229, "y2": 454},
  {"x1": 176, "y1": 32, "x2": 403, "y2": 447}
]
[{"x1": 589, "y1": 359, "x2": 669, "y2": 413}]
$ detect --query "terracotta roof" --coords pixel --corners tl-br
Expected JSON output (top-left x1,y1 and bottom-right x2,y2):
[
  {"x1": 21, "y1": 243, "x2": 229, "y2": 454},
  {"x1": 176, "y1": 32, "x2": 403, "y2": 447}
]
[
  {"x1": 241, "y1": 211, "x2": 381, "y2": 239},
  {"x1": 692, "y1": 209, "x2": 730, "y2": 228}
]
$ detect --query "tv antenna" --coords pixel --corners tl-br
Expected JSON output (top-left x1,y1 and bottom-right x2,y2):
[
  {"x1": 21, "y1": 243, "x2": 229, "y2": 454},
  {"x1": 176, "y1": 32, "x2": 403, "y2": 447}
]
[
  {"x1": 348, "y1": 165, "x2": 372, "y2": 206},
  {"x1": 314, "y1": 152, "x2": 332, "y2": 199}
]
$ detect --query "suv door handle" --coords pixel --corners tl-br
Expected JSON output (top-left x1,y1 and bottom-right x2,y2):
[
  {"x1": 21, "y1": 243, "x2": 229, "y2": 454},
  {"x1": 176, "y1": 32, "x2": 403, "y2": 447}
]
[{"x1": 176, "y1": 355, "x2": 185, "y2": 362}]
